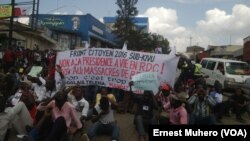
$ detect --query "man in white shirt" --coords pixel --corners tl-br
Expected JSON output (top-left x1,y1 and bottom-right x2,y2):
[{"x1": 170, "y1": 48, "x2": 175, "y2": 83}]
[
  {"x1": 87, "y1": 96, "x2": 120, "y2": 141},
  {"x1": 67, "y1": 86, "x2": 89, "y2": 124},
  {"x1": 209, "y1": 83, "x2": 223, "y2": 123},
  {"x1": 28, "y1": 65, "x2": 65, "y2": 102}
]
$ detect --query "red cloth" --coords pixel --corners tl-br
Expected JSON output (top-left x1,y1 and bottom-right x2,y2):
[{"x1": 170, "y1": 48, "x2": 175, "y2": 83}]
[
  {"x1": 48, "y1": 67, "x2": 55, "y2": 80},
  {"x1": 29, "y1": 105, "x2": 37, "y2": 123},
  {"x1": 3, "y1": 50, "x2": 15, "y2": 62}
]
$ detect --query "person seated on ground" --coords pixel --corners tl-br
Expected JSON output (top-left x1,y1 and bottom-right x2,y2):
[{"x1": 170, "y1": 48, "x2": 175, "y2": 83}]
[
  {"x1": 86, "y1": 87, "x2": 117, "y2": 120},
  {"x1": 187, "y1": 88, "x2": 217, "y2": 125},
  {"x1": 0, "y1": 94, "x2": 33, "y2": 138},
  {"x1": 7, "y1": 81, "x2": 37, "y2": 121},
  {"x1": 27, "y1": 65, "x2": 65, "y2": 103},
  {"x1": 129, "y1": 81, "x2": 158, "y2": 141},
  {"x1": 165, "y1": 92, "x2": 188, "y2": 125},
  {"x1": 67, "y1": 85, "x2": 89, "y2": 140},
  {"x1": 8, "y1": 81, "x2": 32, "y2": 106},
  {"x1": 67, "y1": 85, "x2": 89, "y2": 125},
  {"x1": 209, "y1": 83, "x2": 224, "y2": 123},
  {"x1": 31, "y1": 91, "x2": 82, "y2": 141},
  {"x1": 87, "y1": 96, "x2": 120, "y2": 141},
  {"x1": 0, "y1": 94, "x2": 11, "y2": 141},
  {"x1": 224, "y1": 88, "x2": 250, "y2": 123},
  {"x1": 95, "y1": 87, "x2": 116, "y2": 106}
]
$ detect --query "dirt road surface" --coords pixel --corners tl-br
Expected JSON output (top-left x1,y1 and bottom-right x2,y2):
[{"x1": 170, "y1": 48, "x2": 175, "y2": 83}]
[{"x1": 8, "y1": 111, "x2": 250, "y2": 141}]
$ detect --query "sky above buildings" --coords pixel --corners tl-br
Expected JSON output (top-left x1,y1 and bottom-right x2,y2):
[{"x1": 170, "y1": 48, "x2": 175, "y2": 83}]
[{"x1": 2, "y1": 0, "x2": 250, "y2": 52}]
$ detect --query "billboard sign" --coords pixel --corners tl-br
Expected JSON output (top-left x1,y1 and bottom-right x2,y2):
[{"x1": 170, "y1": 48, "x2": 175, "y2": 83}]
[{"x1": 0, "y1": 5, "x2": 12, "y2": 18}]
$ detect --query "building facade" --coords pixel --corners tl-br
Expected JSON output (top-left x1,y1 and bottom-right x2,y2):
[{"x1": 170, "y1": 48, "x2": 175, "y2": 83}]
[
  {"x1": 186, "y1": 46, "x2": 205, "y2": 61},
  {"x1": 0, "y1": 20, "x2": 82, "y2": 51},
  {"x1": 208, "y1": 45, "x2": 243, "y2": 59},
  {"x1": 44, "y1": 27, "x2": 82, "y2": 50},
  {"x1": 37, "y1": 14, "x2": 117, "y2": 49},
  {"x1": 103, "y1": 17, "x2": 149, "y2": 33},
  {"x1": 0, "y1": 20, "x2": 57, "y2": 50},
  {"x1": 243, "y1": 36, "x2": 250, "y2": 63}
]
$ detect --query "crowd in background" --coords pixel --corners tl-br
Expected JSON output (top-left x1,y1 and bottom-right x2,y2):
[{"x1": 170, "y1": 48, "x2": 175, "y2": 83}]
[{"x1": 0, "y1": 46, "x2": 250, "y2": 141}]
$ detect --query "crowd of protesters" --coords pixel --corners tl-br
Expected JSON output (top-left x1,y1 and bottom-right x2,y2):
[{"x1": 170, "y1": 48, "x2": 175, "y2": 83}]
[{"x1": 0, "y1": 46, "x2": 250, "y2": 141}]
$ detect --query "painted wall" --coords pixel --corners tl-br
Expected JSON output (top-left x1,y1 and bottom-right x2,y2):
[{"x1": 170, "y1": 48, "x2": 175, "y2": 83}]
[{"x1": 37, "y1": 14, "x2": 116, "y2": 44}]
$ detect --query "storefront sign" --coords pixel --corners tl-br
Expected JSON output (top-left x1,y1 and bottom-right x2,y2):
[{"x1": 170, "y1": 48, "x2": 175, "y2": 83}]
[{"x1": 0, "y1": 5, "x2": 12, "y2": 18}]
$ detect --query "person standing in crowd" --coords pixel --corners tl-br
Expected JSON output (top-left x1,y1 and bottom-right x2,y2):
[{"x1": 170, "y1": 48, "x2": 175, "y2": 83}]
[
  {"x1": 3, "y1": 47, "x2": 15, "y2": 73},
  {"x1": 155, "y1": 83, "x2": 173, "y2": 111},
  {"x1": 155, "y1": 83, "x2": 173, "y2": 124},
  {"x1": 166, "y1": 92, "x2": 188, "y2": 125},
  {"x1": 119, "y1": 90, "x2": 134, "y2": 114},
  {"x1": 87, "y1": 96, "x2": 120, "y2": 141},
  {"x1": 129, "y1": 82, "x2": 158, "y2": 141},
  {"x1": 187, "y1": 88, "x2": 217, "y2": 125},
  {"x1": 209, "y1": 82, "x2": 224, "y2": 123}
]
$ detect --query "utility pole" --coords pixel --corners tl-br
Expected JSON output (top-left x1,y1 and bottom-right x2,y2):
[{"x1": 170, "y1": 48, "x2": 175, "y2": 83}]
[
  {"x1": 229, "y1": 35, "x2": 232, "y2": 45},
  {"x1": 190, "y1": 36, "x2": 196, "y2": 62},
  {"x1": 190, "y1": 36, "x2": 192, "y2": 47},
  {"x1": 9, "y1": 0, "x2": 15, "y2": 47}
]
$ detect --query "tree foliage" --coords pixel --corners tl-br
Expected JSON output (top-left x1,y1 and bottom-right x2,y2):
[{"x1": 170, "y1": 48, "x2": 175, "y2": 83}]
[
  {"x1": 126, "y1": 30, "x2": 170, "y2": 53},
  {"x1": 113, "y1": 0, "x2": 138, "y2": 46},
  {"x1": 113, "y1": 0, "x2": 170, "y2": 54}
]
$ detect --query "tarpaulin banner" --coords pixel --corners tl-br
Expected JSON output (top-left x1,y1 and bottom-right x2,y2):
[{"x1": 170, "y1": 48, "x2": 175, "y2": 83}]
[{"x1": 55, "y1": 48, "x2": 179, "y2": 91}]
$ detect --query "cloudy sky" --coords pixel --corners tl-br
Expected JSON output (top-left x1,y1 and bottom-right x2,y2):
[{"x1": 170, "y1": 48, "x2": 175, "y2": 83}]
[{"x1": 2, "y1": 0, "x2": 250, "y2": 52}]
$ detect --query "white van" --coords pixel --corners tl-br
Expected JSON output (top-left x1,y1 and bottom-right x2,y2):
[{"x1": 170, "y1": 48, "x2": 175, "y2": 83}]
[{"x1": 200, "y1": 58, "x2": 250, "y2": 89}]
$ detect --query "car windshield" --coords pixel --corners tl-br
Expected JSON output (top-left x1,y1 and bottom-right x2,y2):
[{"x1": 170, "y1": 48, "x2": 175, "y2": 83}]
[{"x1": 225, "y1": 62, "x2": 250, "y2": 75}]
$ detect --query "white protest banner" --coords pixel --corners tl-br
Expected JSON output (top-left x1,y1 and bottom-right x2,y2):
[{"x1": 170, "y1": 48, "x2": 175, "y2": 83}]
[
  {"x1": 28, "y1": 66, "x2": 43, "y2": 77},
  {"x1": 55, "y1": 48, "x2": 179, "y2": 91},
  {"x1": 132, "y1": 72, "x2": 160, "y2": 95}
]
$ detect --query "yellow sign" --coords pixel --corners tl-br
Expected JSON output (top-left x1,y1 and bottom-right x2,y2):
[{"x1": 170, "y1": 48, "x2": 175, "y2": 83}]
[{"x1": 0, "y1": 5, "x2": 12, "y2": 18}]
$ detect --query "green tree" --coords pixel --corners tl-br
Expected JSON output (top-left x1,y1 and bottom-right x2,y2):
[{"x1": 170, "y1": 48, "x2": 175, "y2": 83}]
[
  {"x1": 113, "y1": 0, "x2": 171, "y2": 53},
  {"x1": 150, "y1": 33, "x2": 171, "y2": 54},
  {"x1": 126, "y1": 30, "x2": 170, "y2": 54},
  {"x1": 113, "y1": 0, "x2": 138, "y2": 46}
]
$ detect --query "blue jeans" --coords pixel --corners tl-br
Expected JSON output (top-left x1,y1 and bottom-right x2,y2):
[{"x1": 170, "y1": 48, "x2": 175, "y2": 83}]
[
  {"x1": 87, "y1": 121, "x2": 120, "y2": 141},
  {"x1": 189, "y1": 113, "x2": 217, "y2": 125}
]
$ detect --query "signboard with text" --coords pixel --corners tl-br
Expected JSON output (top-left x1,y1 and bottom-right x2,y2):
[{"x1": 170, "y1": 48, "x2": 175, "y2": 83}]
[
  {"x1": 55, "y1": 48, "x2": 179, "y2": 92},
  {"x1": 0, "y1": 5, "x2": 12, "y2": 18},
  {"x1": 132, "y1": 72, "x2": 161, "y2": 94}
]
